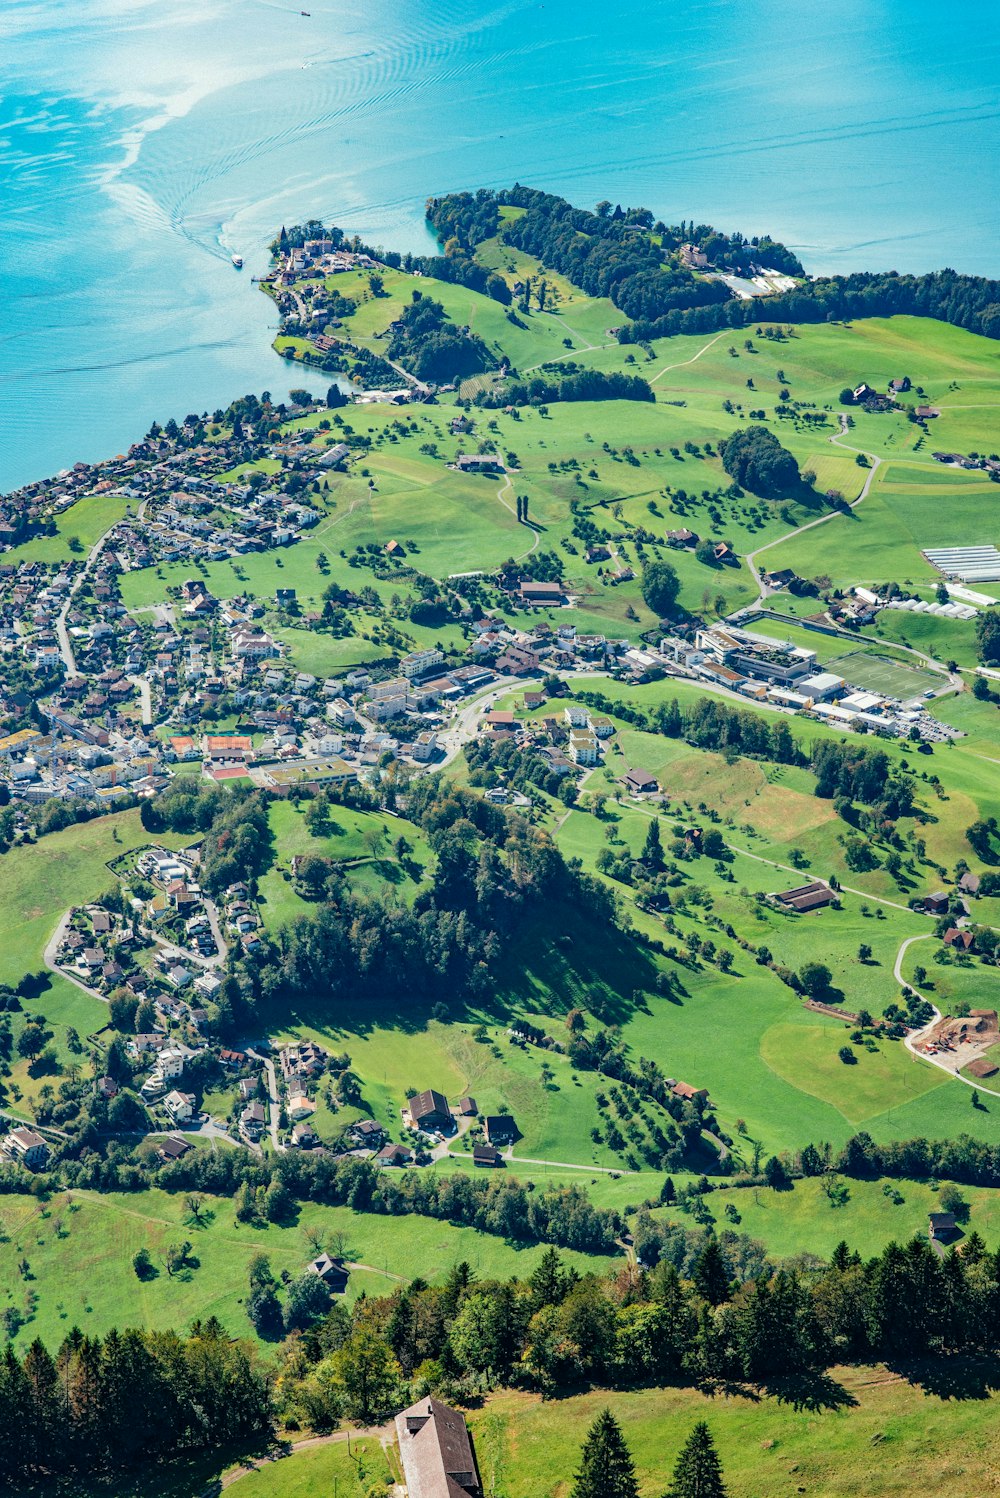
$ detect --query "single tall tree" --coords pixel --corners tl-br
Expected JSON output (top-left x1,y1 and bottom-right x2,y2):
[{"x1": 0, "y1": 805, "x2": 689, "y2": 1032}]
[
  {"x1": 642, "y1": 817, "x2": 665, "y2": 870},
  {"x1": 692, "y1": 1237, "x2": 731, "y2": 1306},
  {"x1": 571, "y1": 1408, "x2": 640, "y2": 1498},
  {"x1": 664, "y1": 1422, "x2": 727, "y2": 1498}
]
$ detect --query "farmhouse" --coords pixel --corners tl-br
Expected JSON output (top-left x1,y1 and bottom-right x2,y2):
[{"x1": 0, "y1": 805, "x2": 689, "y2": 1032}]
[
  {"x1": 518, "y1": 580, "x2": 566, "y2": 606},
  {"x1": 307, "y1": 1253, "x2": 349, "y2": 1293},
  {"x1": 775, "y1": 880, "x2": 834, "y2": 913},
  {"x1": 454, "y1": 453, "x2": 504, "y2": 474},
  {"x1": 943, "y1": 927, "x2": 975, "y2": 951},
  {"x1": 928, "y1": 1212, "x2": 961, "y2": 1245},
  {"x1": 672, "y1": 1081, "x2": 709, "y2": 1104},
  {"x1": 483, "y1": 1113, "x2": 518, "y2": 1146},
  {"x1": 473, "y1": 1144, "x2": 503, "y2": 1167},
  {"x1": 395, "y1": 1398, "x2": 482, "y2": 1498},
  {"x1": 623, "y1": 767, "x2": 659, "y2": 795},
  {"x1": 409, "y1": 1089, "x2": 452, "y2": 1133},
  {"x1": 922, "y1": 890, "x2": 950, "y2": 915}
]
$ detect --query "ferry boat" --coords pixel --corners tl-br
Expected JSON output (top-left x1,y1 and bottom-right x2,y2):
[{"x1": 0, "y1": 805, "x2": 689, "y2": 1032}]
[{"x1": 231, "y1": 254, "x2": 244, "y2": 269}]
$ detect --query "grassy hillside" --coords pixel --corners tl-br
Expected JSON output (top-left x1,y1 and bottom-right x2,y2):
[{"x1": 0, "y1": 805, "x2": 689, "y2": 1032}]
[{"x1": 0, "y1": 1186, "x2": 614, "y2": 1353}]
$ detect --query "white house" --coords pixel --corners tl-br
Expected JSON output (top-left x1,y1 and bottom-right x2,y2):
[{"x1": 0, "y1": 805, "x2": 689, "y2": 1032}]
[{"x1": 163, "y1": 1090, "x2": 195, "y2": 1124}]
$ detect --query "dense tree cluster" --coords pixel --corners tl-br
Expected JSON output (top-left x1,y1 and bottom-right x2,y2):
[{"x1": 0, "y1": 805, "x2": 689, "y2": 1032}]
[
  {"x1": 974, "y1": 606, "x2": 1000, "y2": 664},
  {"x1": 477, "y1": 367, "x2": 654, "y2": 407},
  {"x1": 388, "y1": 294, "x2": 495, "y2": 383},
  {"x1": 257, "y1": 1234, "x2": 1000, "y2": 1421},
  {"x1": 140, "y1": 780, "x2": 274, "y2": 896},
  {"x1": 719, "y1": 425, "x2": 801, "y2": 498},
  {"x1": 424, "y1": 187, "x2": 800, "y2": 326},
  {"x1": 640, "y1": 559, "x2": 681, "y2": 616},
  {"x1": 230, "y1": 777, "x2": 615, "y2": 1030},
  {"x1": 0, "y1": 1321, "x2": 270, "y2": 1485},
  {"x1": 622, "y1": 267, "x2": 1000, "y2": 344}
]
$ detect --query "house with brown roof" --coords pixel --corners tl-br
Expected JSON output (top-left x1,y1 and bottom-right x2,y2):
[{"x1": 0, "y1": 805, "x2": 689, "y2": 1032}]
[
  {"x1": 156, "y1": 1134, "x2": 193, "y2": 1164},
  {"x1": 928, "y1": 1211, "x2": 961, "y2": 1245},
  {"x1": 2, "y1": 1127, "x2": 50, "y2": 1171},
  {"x1": 672, "y1": 1081, "x2": 709, "y2": 1104},
  {"x1": 395, "y1": 1397, "x2": 482, "y2": 1498},
  {"x1": 623, "y1": 767, "x2": 659, "y2": 795},
  {"x1": 775, "y1": 880, "x2": 833, "y2": 913},
  {"x1": 943, "y1": 928, "x2": 975, "y2": 951},
  {"x1": 481, "y1": 711, "x2": 519, "y2": 733},
  {"x1": 378, "y1": 1143, "x2": 413, "y2": 1167},
  {"x1": 923, "y1": 890, "x2": 951, "y2": 914},
  {"x1": 473, "y1": 1144, "x2": 503, "y2": 1168},
  {"x1": 409, "y1": 1089, "x2": 452, "y2": 1133}
]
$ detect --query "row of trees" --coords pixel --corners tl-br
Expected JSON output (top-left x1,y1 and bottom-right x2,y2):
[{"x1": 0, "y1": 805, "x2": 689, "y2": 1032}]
[
  {"x1": 475, "y1": 368, "x2": 655, "y2": 407},
  {"x1": 276, "y1": 1228, "x2": 1000, "y2": 1429},
  {"x1": 573, "y1": 688, "x2": 915, "y2": 822},
  {"x1": 621, "y1": 267, "x2": 1000, "y2": 345}
]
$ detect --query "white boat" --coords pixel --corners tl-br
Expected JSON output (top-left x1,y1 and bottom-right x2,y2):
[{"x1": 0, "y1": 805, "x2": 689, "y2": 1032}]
[{"x1": 231, "y1": 254, "x2": 244, "y2": 269}]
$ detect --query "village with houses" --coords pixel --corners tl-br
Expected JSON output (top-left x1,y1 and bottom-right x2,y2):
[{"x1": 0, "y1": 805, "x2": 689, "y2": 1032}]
[{"x1": 5, "y1": 179, "x2": 1000, "y2": 1497}]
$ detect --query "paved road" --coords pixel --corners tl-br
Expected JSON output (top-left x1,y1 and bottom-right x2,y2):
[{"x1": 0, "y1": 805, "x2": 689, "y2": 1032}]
[
  {"x1": 55, "y1": 499, "x2": 147, "y2": 674},
  {"x1": 744, "y1": 417, "x2": 882, "y2": 602},
  {"x1": 213, "y1": 1425, "x2": 395, "y2": 1494},
  {"x1": 42, "y1": 911, "x2": 109, "y2": 1003},
  {"x1": 896, "y1": 934, "x2": 1000, "y2": 1100},
  {"x1": 250, "y1": 1049, "x2": 285, "y2": 1153}
]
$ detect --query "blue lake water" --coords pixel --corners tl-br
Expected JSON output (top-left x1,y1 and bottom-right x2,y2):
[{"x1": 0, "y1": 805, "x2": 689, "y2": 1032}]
[{"x1": 2, "y1": 0, "x2": 999, "y2": 489}]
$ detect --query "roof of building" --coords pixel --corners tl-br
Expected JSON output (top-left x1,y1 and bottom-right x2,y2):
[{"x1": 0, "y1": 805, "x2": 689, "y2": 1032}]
[
  {"x1": 395, "y1": 1398, "x2": 482, "y2": 1498},
  {"x1": 410, "y1": 1088, "x2": 451, "y2": 1125}
]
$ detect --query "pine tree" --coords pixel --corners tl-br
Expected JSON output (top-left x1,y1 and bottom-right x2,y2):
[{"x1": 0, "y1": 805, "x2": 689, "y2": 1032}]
[
  {"x1": 692, "y1": 1237, "x2": 730, "y2": 1306},
  {"x1": 571, "y1": 1409, "x2": 640, "y2": 1498},
  {"x1": 664, "y1": 1421, "x2": 727, "y2": 1498},
  {"x1": 642, "y1": 817, "x2": 665, "y2": 870},
  {"x1": 529, "y1": 1246, "x2": 566, "y2": 1308}
]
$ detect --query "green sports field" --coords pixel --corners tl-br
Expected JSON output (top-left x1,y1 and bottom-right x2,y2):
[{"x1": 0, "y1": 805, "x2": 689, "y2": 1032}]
[{"x1": 823, "y1": 649, "x2": 941, "y2": 697}]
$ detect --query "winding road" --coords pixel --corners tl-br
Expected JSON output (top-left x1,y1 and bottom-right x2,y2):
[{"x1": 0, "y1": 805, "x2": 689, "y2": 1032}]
[
  {"x1": 744, "y1": 416, "x2": 882, "y2": 602},
  {"x1": 895, "y1": 934, "x2": 1000, "y2": 1100}
]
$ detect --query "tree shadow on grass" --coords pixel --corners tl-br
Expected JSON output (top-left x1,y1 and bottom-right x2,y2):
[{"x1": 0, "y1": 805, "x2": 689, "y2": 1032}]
[
  {"x1": 891, "y1": 1354, "x2": 1000, "y2": 1401},
  {"x1": 759, "y1": 1370, "x2": 858, "y2": 1413}
]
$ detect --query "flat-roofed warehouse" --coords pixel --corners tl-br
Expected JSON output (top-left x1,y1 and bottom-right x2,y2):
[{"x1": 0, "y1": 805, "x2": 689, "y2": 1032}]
[{"x1": 923, "y1": 544, "x2": 1000, "y2": 582}]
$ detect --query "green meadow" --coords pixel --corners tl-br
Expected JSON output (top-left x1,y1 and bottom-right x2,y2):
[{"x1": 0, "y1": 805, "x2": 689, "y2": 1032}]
[{"x1": 0, "y1": 1186, "x2": 614, "y2": 1354}]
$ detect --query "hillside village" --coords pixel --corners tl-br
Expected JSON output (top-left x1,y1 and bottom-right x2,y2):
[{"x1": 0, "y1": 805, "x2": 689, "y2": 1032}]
[{"x1": 4, "y1": 185, "x2": 1000, "y2": 1498}]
